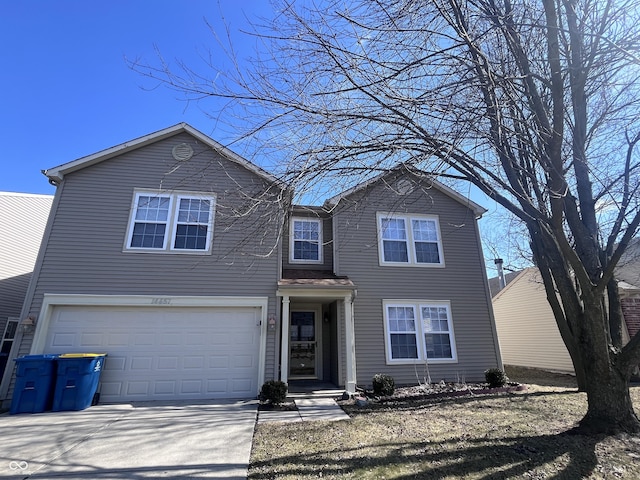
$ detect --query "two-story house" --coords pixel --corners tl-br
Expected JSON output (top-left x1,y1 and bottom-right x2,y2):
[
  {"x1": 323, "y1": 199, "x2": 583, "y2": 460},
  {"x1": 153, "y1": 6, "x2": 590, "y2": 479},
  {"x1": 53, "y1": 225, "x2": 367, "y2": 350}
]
[{"x1": 0, "y1": 124, "x2": 502, "y2": 406}]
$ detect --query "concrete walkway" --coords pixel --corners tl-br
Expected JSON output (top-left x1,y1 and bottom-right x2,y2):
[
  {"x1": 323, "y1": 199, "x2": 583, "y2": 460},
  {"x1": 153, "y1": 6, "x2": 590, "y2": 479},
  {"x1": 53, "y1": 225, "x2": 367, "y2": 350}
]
[{"x1": 257, "y1": 397, "x2": 350, "y2": 424}]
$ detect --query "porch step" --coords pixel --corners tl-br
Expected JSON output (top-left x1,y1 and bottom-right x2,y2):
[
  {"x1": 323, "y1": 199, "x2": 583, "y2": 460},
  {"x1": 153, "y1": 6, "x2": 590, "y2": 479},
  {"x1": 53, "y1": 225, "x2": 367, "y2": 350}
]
[{"x1": 287, "y1": 388, "x2": 346, "y2": 400}]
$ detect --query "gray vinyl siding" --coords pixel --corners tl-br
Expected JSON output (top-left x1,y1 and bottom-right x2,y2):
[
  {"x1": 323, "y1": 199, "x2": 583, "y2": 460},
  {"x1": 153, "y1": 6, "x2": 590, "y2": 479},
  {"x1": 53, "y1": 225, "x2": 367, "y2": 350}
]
[
  {"x1": 17, "y1": 132, "x2": 283, "y2": 380},
  {"x1": 333, "y1": 175, "x2": 500, "y2": 385}
]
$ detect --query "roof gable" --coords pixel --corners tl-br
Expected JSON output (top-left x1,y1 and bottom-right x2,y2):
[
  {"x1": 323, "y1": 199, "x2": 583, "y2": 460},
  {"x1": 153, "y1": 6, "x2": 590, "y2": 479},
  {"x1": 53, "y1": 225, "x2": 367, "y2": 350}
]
[
  {"x1": 44, "y1": 123, "x2": 284, "y2": 188},
  {"x1": 324, "y1": 166, "x2": 486, "y2": 218},
  {"x1": 488, "y1": 269, "x2": 522, "y2": 297},
  {"x1": 491, "y1": 268, "x2": 535, "y2": 302}
]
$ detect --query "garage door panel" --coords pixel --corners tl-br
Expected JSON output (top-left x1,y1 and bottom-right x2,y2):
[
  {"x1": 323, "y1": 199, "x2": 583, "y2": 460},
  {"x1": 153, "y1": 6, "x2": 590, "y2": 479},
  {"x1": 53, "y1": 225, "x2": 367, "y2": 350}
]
[
  {"x1": 100, "y1": 381, "x2": 122, "y2": 397},
  {"x1": 44, "y1": 305, "x2": 262, "y2": 401},
  {"x1": 104, "y1": 356, "x2": 126, "y2": 371},
  {"x1": 107, "y1": 333, "x2": 129, "y2": 347}
]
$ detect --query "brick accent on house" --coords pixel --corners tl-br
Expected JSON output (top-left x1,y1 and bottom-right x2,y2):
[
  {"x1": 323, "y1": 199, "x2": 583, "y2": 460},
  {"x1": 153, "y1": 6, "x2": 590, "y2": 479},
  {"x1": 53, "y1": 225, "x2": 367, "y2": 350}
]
[{"x1": 622, "y1": 297, "x2": 640, "y2": 338}]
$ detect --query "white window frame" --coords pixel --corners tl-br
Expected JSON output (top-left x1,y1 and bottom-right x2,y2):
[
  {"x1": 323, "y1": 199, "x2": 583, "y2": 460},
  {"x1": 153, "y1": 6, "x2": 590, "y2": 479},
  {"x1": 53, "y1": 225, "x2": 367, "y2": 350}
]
[
  {"x1": 289, "y1": 217, "x2": 323, "y2": 264},
  {"x1": 377, "y1": 213, "x2": 444, "y2": 267},
  {"x1": 125, "y1": 190, "x2": 216, "y2": 254},
  {"x1": 383, "y1": 300, "x2": 457, "y2": 364}
]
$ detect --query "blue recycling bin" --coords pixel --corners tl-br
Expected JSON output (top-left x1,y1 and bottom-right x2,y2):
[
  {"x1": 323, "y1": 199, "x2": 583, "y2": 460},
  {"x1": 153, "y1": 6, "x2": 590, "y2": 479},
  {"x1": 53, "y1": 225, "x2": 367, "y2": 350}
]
[
  {"x1": 10, "y1": 354, "x2": 58, "y2": 414},
  {"x1": 52, "y1": 354, "x2": 106, "y2": 411}
]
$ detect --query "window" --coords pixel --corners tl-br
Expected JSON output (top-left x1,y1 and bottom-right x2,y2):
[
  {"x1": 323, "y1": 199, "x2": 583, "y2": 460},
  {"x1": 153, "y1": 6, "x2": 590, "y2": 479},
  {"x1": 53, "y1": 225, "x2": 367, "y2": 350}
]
[
  {"x1": 126, "y1": 191, "x2": 215, "y2": 253},
  {"x1": 387, "y1": 306, "x2": 418, "y2": 359},
  {"x1": 384, "y1": 301, "x2": 456, "y2": 363},
  {"x1": 290, "y1": 218, "x2": 322, "y2": 263},
  {"x1": 378, "y1": 214, "x2": 443, "y2": 266}
]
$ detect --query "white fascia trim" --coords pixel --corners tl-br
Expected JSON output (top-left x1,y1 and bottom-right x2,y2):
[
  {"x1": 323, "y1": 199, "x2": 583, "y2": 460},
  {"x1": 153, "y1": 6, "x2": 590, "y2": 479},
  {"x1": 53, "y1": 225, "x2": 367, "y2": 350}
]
[
  {"x1": 0, "y1": 192, "x2": 54, "y2": 199},
  {"x1": 31, "y1": 294, "x2": 270, "y2": 391},
  {"x1": 491, "y1": 268, "x2": 534, "y2": 303}
]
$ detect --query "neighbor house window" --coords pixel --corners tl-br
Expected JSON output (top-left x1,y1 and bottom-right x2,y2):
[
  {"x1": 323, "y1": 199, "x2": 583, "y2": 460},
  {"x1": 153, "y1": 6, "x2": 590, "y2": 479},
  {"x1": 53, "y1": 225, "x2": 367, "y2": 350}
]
[
  {"x1": 126, "y1": 191, "x2": 215, "y2": 253},
  {"x1": 290, "y1": 218, "x2": 322, "y2": 263},
  {"x1": 384, "y1": 301, "x2": 456, "y2": 363},
  {"x1": 378, "y1": 213, "x2": 443, "y2": 266}
]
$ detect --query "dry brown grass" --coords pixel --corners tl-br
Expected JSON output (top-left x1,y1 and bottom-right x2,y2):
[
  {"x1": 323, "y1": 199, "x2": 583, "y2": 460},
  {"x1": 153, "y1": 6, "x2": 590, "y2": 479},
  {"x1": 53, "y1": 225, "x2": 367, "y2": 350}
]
[{"x1": 249, "y1": 366, "x2": 640, "y2": 479}]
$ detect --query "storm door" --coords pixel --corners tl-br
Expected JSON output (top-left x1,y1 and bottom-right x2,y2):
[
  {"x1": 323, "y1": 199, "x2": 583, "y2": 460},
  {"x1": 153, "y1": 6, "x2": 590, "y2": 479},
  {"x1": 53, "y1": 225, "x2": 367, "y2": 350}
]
[{"x1": 289, "y1": 311, "x2": 319, "y2": 378}]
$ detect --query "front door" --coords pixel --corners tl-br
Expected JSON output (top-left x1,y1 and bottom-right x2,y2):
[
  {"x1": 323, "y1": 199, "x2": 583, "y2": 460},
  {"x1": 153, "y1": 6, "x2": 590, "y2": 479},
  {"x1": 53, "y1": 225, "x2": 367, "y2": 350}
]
[{"x1": 289, "y1": 311, "x2": 319, "y2": 379}]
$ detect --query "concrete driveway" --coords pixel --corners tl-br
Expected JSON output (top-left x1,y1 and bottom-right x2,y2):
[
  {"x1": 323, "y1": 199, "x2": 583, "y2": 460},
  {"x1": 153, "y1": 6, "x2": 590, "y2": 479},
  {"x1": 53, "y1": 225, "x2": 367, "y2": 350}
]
[{"x1": 0, "y1": 399, "x2": 258, "y2": 479}]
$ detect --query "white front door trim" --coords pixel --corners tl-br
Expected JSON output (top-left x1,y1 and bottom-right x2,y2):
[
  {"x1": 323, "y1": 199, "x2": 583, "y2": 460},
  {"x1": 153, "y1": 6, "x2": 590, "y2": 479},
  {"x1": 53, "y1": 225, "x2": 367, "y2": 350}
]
[{"x1": 277, "y1": 289, "x2": 356, "y2": 393}]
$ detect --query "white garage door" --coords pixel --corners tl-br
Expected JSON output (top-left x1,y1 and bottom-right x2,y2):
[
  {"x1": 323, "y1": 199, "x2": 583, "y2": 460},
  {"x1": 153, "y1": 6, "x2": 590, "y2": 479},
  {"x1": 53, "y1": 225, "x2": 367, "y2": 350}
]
[{"x1": 44, "y1": 305, "x2": 262, "y2": 402}]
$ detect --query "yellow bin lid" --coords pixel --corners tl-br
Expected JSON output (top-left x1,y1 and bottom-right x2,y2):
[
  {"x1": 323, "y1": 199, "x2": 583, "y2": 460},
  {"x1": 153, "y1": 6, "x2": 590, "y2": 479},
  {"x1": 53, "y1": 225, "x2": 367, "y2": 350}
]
[{"x1": 59, "y1": 353, "x2": 107, "y2": 358}]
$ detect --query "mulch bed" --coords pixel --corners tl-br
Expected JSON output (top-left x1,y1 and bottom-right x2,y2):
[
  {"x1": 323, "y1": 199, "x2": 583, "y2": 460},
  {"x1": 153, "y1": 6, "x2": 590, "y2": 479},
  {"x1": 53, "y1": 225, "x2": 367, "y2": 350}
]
[
  {"x1": 257, "y1": 382, "x2": 526, "y2": 411},
  {"x1": 258, "y1": 401, "x2": 298, "y2": 411},
  {"x1": 353, "y1": 382, "x2": 526, "y2": 405}
]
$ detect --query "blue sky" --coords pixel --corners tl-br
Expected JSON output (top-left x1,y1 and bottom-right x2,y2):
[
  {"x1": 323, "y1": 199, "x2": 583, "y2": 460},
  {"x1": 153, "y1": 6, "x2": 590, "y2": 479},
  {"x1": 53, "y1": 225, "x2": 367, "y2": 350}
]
[
  {"x1": 1, "y1": 1, "x2": 273, "y2": 195},
  {"x1": 1, "y1": 1, "x2": 511, "y2": 273}
]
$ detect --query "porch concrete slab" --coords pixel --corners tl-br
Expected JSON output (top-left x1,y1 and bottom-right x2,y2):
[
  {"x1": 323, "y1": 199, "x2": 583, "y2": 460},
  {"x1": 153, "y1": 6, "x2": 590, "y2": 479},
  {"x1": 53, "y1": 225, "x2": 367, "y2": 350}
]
[
  {"x1": 296, "y1": 398, "x2": 350, "y2": 422},
  {"x1": 0, "y1": 399, "x2": 257, "y2": 479}
]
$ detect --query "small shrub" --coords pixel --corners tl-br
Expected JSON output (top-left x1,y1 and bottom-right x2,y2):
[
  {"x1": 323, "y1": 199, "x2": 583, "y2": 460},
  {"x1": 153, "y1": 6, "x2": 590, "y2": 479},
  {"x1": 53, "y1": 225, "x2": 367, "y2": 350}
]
[
  {"x1": 372, "y1": 373, "x2": 395, "y2": 396},
  {"x1": 485, "y1": 368, "x2": 508, "y2": 388},
  {"x1": 259, "y1": 380, "x2": 288, "y2": 404}
]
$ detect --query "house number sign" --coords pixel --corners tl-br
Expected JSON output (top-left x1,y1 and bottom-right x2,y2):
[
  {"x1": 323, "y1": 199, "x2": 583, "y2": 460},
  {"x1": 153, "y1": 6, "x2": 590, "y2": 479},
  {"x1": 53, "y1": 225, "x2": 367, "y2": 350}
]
[{"x1": 151, "y1": 298, "x2": 172, "y2": 305}]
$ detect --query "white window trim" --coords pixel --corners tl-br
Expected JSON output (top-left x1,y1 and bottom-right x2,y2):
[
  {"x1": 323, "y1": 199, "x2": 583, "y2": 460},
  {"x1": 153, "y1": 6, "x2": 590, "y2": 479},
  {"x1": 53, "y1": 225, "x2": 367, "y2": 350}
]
[
  {"x1": 289, "y1": 217, "x2": 323, "y2": 264},
  {"x1": 377, "y1": 212, "x2": 445, "y2": 267},
  {"x1": 124, "y1": 190, "x2": 216, "y2": 254},
  {"x1": 383, "y1": 300, "x2": 457, "y2": 364}
]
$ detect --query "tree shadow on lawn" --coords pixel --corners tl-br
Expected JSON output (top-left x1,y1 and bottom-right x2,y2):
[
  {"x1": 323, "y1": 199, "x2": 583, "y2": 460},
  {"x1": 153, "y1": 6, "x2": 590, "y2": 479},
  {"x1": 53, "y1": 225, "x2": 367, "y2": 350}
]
[{"x1": 250, "y1": 432, "x2": 601, "y2": 479}]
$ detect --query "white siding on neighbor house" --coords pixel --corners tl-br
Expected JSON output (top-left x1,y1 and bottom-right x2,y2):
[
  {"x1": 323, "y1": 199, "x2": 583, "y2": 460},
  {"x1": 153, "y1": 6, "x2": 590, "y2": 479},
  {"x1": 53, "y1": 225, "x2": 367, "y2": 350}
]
[
  {"x1": 333, "y1": 172, "x2": 501, "y2": 386},
  {"x1": 0, "y1": 192, "x2": 53, "y2": 322},
  {"x1": 492, "y1": 268, "x2": 574, "y2": 373}
]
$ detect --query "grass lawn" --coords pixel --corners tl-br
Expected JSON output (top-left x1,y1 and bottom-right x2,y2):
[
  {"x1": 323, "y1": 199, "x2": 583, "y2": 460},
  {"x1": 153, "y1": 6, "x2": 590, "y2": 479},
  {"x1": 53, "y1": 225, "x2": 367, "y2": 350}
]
[{"x1": 248, "y1": 366, "x2": 640, "y2": 479}]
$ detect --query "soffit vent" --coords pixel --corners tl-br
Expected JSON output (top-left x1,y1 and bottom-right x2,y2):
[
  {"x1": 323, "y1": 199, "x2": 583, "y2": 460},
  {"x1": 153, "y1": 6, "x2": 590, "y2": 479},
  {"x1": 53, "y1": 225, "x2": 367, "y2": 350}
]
[
  {"x1": 395, "y1": 178, "x2": 414, "y2": 195},
  {"x1": 172, "y1": 143, "x2": 194, "y2": 161}
]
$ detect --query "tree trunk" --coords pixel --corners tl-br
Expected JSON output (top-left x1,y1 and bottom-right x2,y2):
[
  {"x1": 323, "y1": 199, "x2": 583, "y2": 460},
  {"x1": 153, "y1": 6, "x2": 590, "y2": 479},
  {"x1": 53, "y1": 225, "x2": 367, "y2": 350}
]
[
  {"x1": 564, "y1": 341, "x2": 588, "y2": 392},
  {"x1": 575, "y1": 304, "x2": 640, "y2": 434},
  {"x1": 579, "y1": 364, "x2": 640, "y2": 434}
]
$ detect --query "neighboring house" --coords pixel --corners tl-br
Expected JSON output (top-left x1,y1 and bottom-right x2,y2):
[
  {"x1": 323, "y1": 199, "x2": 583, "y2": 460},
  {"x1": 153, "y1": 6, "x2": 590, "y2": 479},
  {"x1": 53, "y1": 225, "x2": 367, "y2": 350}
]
[
  {"x1": 492, "y1": 242, "x2": 640, "y2": 374},
  {"x1": 0, "y1": 124, "x2": 502, "y2": 406},
  {"x1": 487, "y1": 269, "x2": 519, "y2": 298},
  {"x1": 0, "y1": 192, "x2": 53, "y2": 386}
]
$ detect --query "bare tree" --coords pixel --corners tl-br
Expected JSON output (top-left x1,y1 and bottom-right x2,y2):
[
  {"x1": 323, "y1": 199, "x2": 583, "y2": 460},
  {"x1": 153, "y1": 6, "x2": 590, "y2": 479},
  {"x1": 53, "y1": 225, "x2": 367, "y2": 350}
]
[{"x1": 133, "y1": 0, "x2": 640, "y2": 434}]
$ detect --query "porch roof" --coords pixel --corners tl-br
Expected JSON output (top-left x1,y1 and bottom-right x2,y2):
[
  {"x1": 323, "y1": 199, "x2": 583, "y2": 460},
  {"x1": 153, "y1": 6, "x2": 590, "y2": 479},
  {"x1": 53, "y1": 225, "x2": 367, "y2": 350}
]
[{"x1": 278, "y1": 269, "x2": 356, "y2": 289}]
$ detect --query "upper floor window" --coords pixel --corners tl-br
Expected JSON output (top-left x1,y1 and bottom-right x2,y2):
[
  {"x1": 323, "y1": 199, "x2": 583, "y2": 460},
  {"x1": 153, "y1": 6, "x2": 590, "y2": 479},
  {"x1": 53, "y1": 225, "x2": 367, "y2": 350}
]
[
  {"x1": 378, "y1": 213, "x2": 443, "y2": 266},
  {"x1": 290, "y1": 217, "x2": 322, "y2": 263},
  {"x1": 125, "y1": 191, "x2": 215, "y2": 253},
  {"x1": 383, "y1": 300, "x2": 457, "y2": 364}
]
